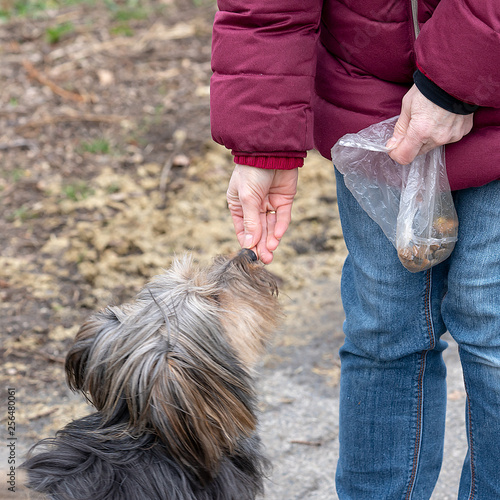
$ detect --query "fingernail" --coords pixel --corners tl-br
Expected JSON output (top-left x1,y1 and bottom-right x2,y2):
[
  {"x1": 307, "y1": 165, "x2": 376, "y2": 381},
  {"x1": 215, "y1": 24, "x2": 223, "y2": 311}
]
[{"x1": 243, "y1": 234, "x2": 254, "y2": 249}]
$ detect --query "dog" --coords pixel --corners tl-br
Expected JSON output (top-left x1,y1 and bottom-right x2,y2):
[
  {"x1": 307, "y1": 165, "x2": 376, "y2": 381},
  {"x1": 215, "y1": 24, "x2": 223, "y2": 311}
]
[{"x1": 21, "y1": 249, "x2": 281, "y2": 500}]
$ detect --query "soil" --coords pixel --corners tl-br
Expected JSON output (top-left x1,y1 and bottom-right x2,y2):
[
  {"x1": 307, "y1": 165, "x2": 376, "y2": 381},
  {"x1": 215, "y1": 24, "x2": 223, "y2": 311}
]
[{"x1": 0, "y1": 2, "x2": 347, "y2": 497}]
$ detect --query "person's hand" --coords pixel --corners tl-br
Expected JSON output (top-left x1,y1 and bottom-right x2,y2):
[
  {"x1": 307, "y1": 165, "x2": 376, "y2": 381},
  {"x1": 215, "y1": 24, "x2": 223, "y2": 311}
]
[
  {"x1": 227, "y1": 165, "x2": 298, "y2": 264},
  {"x1": 387, "y1": 85, "x2": 474, "y2": 165}
]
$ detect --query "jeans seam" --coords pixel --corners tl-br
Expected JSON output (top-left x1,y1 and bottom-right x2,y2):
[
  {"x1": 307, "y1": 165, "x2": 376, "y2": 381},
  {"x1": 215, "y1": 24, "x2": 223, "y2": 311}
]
[
  {"x1": 405, "y1": 270, "x2": 435, "y2": 500},
  {"x1": 463, "y1": 372, "x2": 477, "y2": 499},
  {"x1": 424, "y1": 269, "x2": 437, "y2": 351},
  {"x1": 405, "y1": 351, "x2": 426, "y2": 500}
]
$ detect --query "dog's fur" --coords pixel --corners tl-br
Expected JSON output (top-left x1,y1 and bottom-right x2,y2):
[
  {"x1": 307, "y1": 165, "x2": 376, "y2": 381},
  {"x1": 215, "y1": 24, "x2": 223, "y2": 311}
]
[{"x1": 21, "y1": 250, "x2": 281, "y2": 500}]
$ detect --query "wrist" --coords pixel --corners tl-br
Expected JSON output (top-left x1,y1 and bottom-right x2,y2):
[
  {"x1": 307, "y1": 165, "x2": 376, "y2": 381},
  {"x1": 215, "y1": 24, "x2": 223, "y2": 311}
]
[{"x1": 413, "y1": 69, "x2": 479, "y2": 115}]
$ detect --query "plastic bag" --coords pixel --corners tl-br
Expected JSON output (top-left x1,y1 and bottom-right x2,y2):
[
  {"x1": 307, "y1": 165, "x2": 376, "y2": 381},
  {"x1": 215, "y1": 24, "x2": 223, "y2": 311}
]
[{"x1": 331, "y1": 116, "x2": 458, "y2": 273}]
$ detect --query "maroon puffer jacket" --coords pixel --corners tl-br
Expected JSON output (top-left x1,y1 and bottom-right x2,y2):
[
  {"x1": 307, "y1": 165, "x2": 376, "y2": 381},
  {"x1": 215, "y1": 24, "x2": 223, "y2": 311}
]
[{"x1": 210, "y1": 0, "x2": 500, "y2": 191}]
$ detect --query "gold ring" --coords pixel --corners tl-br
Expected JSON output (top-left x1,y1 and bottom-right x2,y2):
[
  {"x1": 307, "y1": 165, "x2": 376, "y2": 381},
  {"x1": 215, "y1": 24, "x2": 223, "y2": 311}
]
[{"x1": 267, "y1": 210, "x2": 276, "y2": 214}]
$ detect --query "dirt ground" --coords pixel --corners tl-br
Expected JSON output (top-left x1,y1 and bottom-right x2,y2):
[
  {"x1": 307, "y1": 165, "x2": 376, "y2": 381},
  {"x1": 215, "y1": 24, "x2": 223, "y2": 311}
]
[{"x1": 0, "y1": 1, "x2": 348, "y2": 497}]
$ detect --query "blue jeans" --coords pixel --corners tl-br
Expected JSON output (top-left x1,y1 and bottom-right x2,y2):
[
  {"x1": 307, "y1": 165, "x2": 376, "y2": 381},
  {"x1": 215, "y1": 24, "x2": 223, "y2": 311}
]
[{"x1": 334, "y1": 168, "x2": 500, "y2": 500}]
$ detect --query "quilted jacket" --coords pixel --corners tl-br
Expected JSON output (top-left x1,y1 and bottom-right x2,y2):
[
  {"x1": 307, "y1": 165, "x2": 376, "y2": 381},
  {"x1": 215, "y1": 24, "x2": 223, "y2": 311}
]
[{"x1": 210, "y1": 0, "x2": 500, "y2": 190}]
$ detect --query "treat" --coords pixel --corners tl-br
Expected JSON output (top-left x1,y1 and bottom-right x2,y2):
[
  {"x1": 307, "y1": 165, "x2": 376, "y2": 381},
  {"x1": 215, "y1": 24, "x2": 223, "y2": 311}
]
[
  {"x1": 432, "y1": 216, "x2": 459, "y2": 238},
  {"x1": 397, "y1": 216, "x2": 458, "y2": 272}
]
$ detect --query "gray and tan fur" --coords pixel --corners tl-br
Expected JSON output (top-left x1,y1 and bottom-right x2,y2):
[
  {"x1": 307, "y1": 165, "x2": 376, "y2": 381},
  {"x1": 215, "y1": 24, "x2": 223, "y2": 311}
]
[{"x1": 21, "y1": 249, "x2": 281, "y2": 500}]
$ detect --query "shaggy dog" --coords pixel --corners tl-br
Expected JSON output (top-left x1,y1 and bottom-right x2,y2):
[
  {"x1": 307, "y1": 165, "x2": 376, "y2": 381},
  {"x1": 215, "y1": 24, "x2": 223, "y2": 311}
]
[{"x1": 21, "y1": 249, "x2": 281, "y2": 500}]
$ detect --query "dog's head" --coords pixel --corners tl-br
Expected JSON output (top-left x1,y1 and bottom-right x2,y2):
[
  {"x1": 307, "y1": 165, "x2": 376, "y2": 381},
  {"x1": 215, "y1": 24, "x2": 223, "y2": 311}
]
[{"x1": 65, "y1": 250, "x2": 280, "y2": 480}]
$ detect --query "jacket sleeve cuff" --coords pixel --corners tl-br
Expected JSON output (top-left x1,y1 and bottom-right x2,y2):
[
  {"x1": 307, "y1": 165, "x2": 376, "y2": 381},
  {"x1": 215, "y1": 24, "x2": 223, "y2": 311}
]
[
  {"x1": 413, "y1": 69, "x2": 479, "y2": 115},
  {"x1": 233, "y1": 154, "x2": 304, "y2": 170}
]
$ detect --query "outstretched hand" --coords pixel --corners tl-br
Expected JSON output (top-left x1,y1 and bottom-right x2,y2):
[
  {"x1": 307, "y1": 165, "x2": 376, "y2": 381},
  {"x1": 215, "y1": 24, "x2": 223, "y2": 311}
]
[
  {"x1": 387, "y1": 85, "x2": 473, "y2": 165},
  {"x1": 227, "y1": 165, "x2": 298, "y2": 264}
]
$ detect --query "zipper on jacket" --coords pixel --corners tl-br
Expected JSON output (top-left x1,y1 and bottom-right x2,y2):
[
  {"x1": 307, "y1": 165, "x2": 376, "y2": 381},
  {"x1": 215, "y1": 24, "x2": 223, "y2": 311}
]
[{"x1": 410, "y1": 0, "x2": 420, "y2": 39}]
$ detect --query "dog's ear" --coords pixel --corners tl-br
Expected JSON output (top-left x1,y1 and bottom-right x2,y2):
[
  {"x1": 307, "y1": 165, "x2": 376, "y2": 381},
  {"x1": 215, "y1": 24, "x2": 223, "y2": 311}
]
[
  {"x1": 65, "y1": 308, "x2": 120, "y2": 394},
  {"x1": 136, "y1": 345, "x2": 257, "y2": 481}
]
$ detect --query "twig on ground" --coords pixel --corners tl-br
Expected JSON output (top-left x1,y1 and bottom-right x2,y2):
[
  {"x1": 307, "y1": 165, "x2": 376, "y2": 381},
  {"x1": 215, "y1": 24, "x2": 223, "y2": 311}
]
[
  {"x1": 22, "y1": 60, "x2": 91, "y2": 103},
  {"x1": 29, "y1": 408, "x2": 59, "y2": 421},
  {"x1": 290, "y1": 439, "x2": 323, "y2": 447}
]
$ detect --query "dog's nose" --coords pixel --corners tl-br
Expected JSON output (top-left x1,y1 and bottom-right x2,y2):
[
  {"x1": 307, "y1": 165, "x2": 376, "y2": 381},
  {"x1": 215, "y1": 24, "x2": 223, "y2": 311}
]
[{"x1": 238, "y1": 248, "x2": 258, "y2": 262}]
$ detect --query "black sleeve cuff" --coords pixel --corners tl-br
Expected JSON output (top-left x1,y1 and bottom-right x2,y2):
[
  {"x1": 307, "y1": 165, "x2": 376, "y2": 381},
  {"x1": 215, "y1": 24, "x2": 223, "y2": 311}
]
[{"x1": 413, "y1": 70, "x2": 479, "y2": 115}]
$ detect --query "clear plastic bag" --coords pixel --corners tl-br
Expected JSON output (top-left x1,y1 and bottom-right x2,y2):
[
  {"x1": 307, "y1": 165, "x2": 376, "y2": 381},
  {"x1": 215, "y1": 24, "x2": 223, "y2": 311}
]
[{"x1": 331, "y1": 116, "x2": 458, "y2": 273}]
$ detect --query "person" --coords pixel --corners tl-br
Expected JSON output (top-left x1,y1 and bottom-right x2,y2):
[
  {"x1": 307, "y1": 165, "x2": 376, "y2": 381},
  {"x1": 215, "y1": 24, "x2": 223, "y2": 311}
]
[{"x1": 210, "y1": 1, "x2": 500, "y2": 499}]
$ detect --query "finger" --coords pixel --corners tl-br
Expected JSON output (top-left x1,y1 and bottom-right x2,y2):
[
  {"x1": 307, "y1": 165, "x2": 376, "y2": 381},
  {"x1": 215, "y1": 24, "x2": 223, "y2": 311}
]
[
  {"x1": 230, "y1": 212, "x2": 247, "y2": 248},
  {"x1": 274, "y1": 205, "x2": 292, "y2": 241},
  {"x1": 389, "y1": 134, "x2": 429, "y2": 165},
  {"x1": 266, "y1": 211, "x2": 280, "y2": 252},
  {"x1": 227, "y1": 188, "x2": 244, "y2": 245},
  {"x1": 256, "y1": 211, "x2": 273, "y2": 264},
  {"x1": 258, "y1": 250, "x2": 273, "y2": 265},
  {"x1": 226, "y1": 194, "x2": 246, "y2": 246},
  {"x1": 407, "y1": 115, "x2": 474, "y2": 158},
  {"x1": 227, "y1": 165, "x2": 269, "y2": 250},
  {"x1": 242, "y1": 215, "x2": 262, "y2": 249},
  {"x1": 236, "y1": 193, "x2": 263, "y2": 249},
  {"x1": 387, "y1": 104, "x2": 412, "y2": 150},
  {"x1": 392, "y1": 111, "x2": 410, "y2": 140}
]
